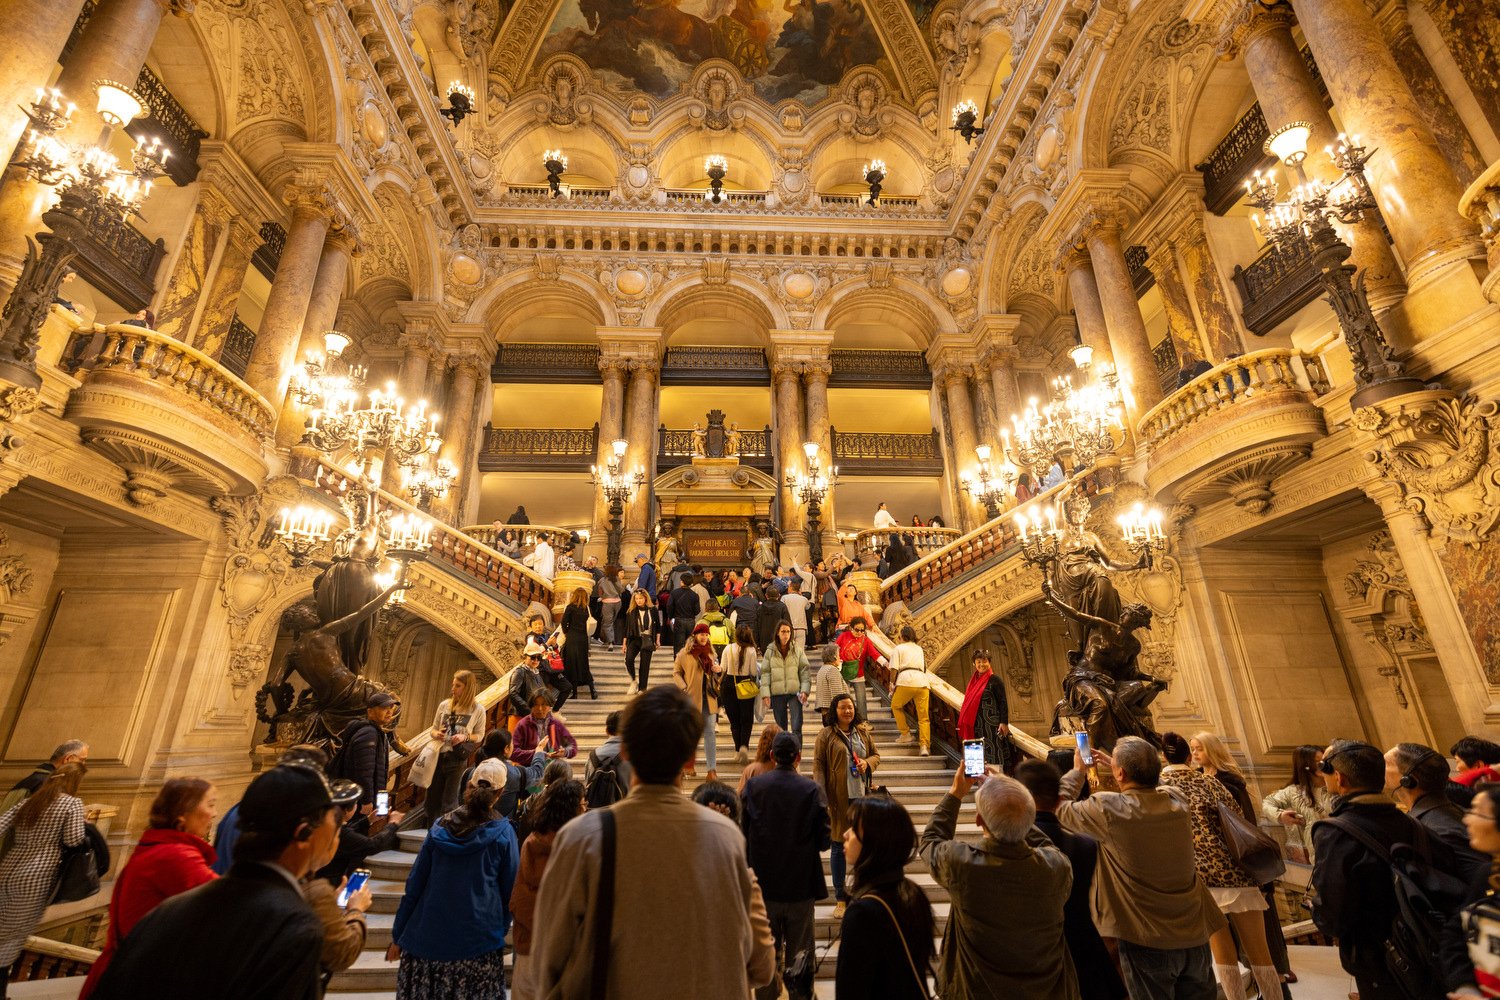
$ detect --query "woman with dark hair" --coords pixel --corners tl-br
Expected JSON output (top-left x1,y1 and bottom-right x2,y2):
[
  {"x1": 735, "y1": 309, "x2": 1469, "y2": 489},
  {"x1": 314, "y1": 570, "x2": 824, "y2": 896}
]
[
  {"x1": 958, "y1": 649, "x2": 1010, "y2": 769},
  {"x1": 80, "y1": 778, "x2": 218, "y2": 997},
  {"x1": 1160, "y1": 733, "x2": 1281, "y2": 1000},
  {"x1": 691, "y1": 780, "x2": 741, "y2": 822},
  {"x1": 814, "y1": 693, "x2": 881, "y2": 916},
  {"x1": 673, "y1": 622, "x2": 722, "y2": 780},
  {"x1": 720, "y1": 624, "x2": 760, "y2": 764},
  {"x1": 737, "y1": 723, "x2": 784, "y2": 793},
  {"x1": 561, "y1": 587, "x2": 596, "y2": 699},
  {"x1": 387, "y1": 784, "x2": 520, "y2": 999},
  {"x1": 510, "y1": 779, "x2": 585, "y2": 1000},
  {"x1": 1261, "y1": 745, "x2": 1333, "y2": 865},
  {"x1": 595, "y1": 566, "x2": 624, "y2": 653},
  {"x1": 909, "y1": 515, "x2": 924, "y2": 527},
  {"x1": 835, "y1": 796, "x2": 935, "y2": 999},
  {"x1": 0, "y1": 762, "x2": 88, "y2": 981}
]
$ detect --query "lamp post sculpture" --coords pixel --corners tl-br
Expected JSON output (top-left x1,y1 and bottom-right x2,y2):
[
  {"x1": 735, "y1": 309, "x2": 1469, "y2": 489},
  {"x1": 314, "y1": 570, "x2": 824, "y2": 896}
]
[
  {"x1": 543, "y1": 149, "x2": 568, "y2": 198},
  {"x1": 863, "y1": 159, "x2": 886, "y2": 207},
  {"x1": 704, "y1": 154, "x2": 728, "y2": 204},
  {"x1": 591, "y1": 437, "x2": 644, "y2": 567},
  {"x1": 439, "y1": 81, "x2": 476, "y2": 127},
  {"x1": 1246, "y1": 122, "x2": 1424, "y2": 408},
  {"x1": 0, "y1": 82, "x2": 168, "y2": 387},
  {"x1": 786, "y1": 441, "x2": 837, "y2": 562},
  {"x1": 960, "y1": 444, "x2": 1019, "y2": 520}
]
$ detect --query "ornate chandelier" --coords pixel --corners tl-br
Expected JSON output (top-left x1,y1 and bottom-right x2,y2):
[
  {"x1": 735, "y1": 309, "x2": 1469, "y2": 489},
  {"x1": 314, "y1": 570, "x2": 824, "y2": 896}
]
[
  {"x1": 403, "y1": 455, "x2": 457, "y2": 511},
  {"x1": 291, "y1": 331, "x2": 367, "y2": 412},
  {"x1": 302, "y1": 381, "x2": 442, "y2": 481},
  {"x1": 1008, "y1": 350, "x2": 1125, "y2": 481}
]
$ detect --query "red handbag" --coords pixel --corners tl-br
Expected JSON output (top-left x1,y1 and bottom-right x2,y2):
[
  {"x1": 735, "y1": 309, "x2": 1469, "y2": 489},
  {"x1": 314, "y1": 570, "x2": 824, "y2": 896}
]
[{"x1": 546, "y1": 652, "x2": 565, "y2": 673}]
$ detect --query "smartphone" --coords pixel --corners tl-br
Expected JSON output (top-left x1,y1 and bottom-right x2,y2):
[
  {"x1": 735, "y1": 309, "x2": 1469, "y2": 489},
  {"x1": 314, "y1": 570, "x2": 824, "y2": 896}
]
[
  {"x1": 375, "y1": 790, "x2": 390, "y2": 817},
  {"x1": 962, "y1": 739, "x2": 985, "y2": 778},
  {"x1": 338, "y1": 868, "x2": 371, "y2": 908},
  {"x1": 1075, "y1": 731, "x2": 1094, "y2": 767}
]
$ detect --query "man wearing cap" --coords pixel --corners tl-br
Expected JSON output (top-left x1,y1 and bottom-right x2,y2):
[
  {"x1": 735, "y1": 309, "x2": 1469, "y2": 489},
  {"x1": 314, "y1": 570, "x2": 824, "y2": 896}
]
[
  {"x1": 91, "y1": 765, "x2": 336, "y2": 999},
  {"x1": 740, "y1": 733, "x2": 829, "y2": 1000},
  {"x1": 508, "y1": 638, "x2": 563, "y2": 721},
  {"x1": 333, "y1": 690, "x2": 400, "y2": 809}
]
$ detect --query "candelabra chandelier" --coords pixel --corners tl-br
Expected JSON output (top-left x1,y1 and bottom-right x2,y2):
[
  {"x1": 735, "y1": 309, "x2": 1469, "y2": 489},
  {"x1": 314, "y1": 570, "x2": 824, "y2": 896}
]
[
  {"x1": 1245, "y1": 122, "x2": 1423, "y2": 408},
  {"x1": 950, "y1": 99, "x2": 984, "y2": 143},
  {"x1": 863, "y1": 159, "x2": 886, "y2": 207},
  {"x1": 704, "y1": 154, "x2": 728, "y2": 204},
  {"x1": 291, "y1": 331, "x2": 366, "y2": 411},
  {"x1": 543, "y1": 149, "x2": 569, "y2": 198},
  {"x1": 302, "y1": 381, "x2": 442, "y2": 482},
  {"x1": 591, "y1": 438, "x2": 645, "y2": 566},
  {"x1": 1008, "y1": 350, "x2": 1125, "y2": 482},
  {"x1": 960, "y1": 444, "x2": 1019, "y2": 521},
  {"x1": 440, "y1": 81, "x2": 476, "y2": 127},
  {"x1": 404, "y1": 455, "x2": 457, "y2": 512},
  {"x1": 1117, "y1": 502, "x2": 1167, "y2": 562},
  {"x1": 1014, "y1": 502, "x2": 1063, "y2": 567},
  {"x1": 786, "y1": 442, "x2": 838, "y2": 561},
  {"x1": 1013, "y1": 495, "x2": 1166, "y2": 572}
]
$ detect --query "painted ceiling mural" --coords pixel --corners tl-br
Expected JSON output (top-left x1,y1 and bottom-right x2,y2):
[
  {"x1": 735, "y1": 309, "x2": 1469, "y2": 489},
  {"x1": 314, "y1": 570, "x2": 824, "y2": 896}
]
[{"x1": 538, "y1": 0, "x2": 887, "y2": 104}]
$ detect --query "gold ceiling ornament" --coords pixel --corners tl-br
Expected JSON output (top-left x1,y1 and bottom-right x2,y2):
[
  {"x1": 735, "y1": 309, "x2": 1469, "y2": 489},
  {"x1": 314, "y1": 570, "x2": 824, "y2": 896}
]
[{"x1": 1354, "y1": 389, "x2": 1500, "y2": 547}]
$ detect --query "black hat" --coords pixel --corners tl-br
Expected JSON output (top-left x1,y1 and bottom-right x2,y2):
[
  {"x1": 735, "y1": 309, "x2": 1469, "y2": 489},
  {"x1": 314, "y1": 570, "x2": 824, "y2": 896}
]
[
  {"x1": 367, "y1": 690, "x2": 399, "y2": 709},
  {"x1": 772, "y1": 732, "x2": 800, "y2": 765},
  {"x1": 238, "y1": 765, "x2": 334, "y2": 834}
]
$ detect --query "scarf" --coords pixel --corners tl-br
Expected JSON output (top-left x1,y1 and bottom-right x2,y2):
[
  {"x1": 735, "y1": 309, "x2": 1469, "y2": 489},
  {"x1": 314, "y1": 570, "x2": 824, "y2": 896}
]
[
  {"x1": 689, "y1": 639, "x2": 715, "y2": 671},
  {"x1": 957, "y1": 668, "x2": 993, "y2": 740}
]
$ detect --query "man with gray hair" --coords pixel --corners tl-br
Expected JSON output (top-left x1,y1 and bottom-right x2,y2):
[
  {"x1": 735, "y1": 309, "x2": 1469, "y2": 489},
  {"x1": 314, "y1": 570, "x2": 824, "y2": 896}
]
[
  {"x1": 919, "y1": 764, "x2": 1079, "y2": 999},
  {"x1": 1055, "y1": 735, "x2": 1224, "y2": 1000},
  {"x1": 2, "y1": 739, "x2": 89, "y2": 815}
]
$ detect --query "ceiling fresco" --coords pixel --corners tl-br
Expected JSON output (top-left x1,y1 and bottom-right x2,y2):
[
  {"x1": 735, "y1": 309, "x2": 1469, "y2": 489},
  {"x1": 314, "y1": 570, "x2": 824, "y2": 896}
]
[{"x1": 537, "y1": 0, "x2": 888, "y2": 104}]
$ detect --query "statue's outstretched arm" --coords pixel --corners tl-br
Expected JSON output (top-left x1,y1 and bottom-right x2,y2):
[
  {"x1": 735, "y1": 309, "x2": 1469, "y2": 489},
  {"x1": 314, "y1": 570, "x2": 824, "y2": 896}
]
[
  {"x1": 319, "y1": 581, "x2": 405, "y2": 636},
  {"x1": 1041, "y1": 576, "x2": 1112, "y2": 630}
]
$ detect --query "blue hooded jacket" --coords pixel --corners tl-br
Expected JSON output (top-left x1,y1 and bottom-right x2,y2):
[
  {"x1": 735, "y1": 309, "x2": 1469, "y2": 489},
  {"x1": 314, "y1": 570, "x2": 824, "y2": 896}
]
[{"x1": 391, "y1": 817, "x2": 520, "y2": 961}]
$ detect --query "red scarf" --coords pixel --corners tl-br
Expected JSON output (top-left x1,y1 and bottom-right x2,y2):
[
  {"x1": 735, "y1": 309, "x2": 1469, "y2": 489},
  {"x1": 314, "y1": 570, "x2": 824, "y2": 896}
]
[
  {"x1": 690, "y1": 638, "x2": 715, "y2": 671},
  {"x1": 957, "y1": 668, "x2": 993, "y2": 740}
]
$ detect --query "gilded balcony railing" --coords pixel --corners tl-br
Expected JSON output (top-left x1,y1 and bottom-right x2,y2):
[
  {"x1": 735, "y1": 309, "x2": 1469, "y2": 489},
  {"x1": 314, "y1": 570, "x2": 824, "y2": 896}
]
[
  {"x1": 1231, "y1": 239, "x2": 1321, "y2": 336},
  {"x1": 657, "y1": 425, "x2": 773, "y2": 469},
  {"x1": 832, "y1": 428, "x2": 943, "y2": 475},
  {"x1": 1136, "y1": 348, "x2": 1330, "y2": 450},
  {"x1": 75, "y1": 324, "x2": 276, "y2": 440},
  {"x1": 478, "y1": 425, "x2": 598, "y2": 470}
]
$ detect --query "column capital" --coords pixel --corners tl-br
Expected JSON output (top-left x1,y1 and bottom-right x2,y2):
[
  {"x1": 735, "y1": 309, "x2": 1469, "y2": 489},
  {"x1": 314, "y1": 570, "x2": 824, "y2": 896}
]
[
  {"x1": 768, "y1": 331, "x2": 833, "y2": 378},
  {"x1": 1054, "y1": 243, "x2": 1093, "y2": 277},
  {"x1": 967, "y1": 314, "x2": 1022, "y2": 347},
  {"x1": 598, "y1": 356, "x2": 630, "y2": 380},
  {"x1": 1075, "y1": 198, "x2": 1126, "y2": 247},
  {"x1": 324, "y1": 223, "x2": 362, "y2": 258},
  {"x1": 282, "y1": 178, "x2": 339, "y2": 224},
  {"x1": 598, "y1": 327, "x2": 662, "y2": 373},
  {"x1": 1218, "y1": 0, "x2": 1296, "y2": 59},
  {"x1": 158, "y1": 0, "x2": 198, "y2": 15},
  {"x1": 449, "y1": 352, "x2": 487, "y2": 381}
]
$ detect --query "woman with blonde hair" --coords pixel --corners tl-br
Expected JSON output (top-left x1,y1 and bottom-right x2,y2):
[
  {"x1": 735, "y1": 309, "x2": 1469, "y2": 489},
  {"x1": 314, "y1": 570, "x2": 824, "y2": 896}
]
[
  {"x1": 0, "y1": 762, "x2": 89, "y2": 980},
  {"x1": 560, "y1": 587, "x2": 596, "y2": 700},
  {"x1": 1190, "y1": 731, "x2": 1256, "y2": 820},
  {"x1": 430, "y1": 669, "x2": 486, "y2": 814}
]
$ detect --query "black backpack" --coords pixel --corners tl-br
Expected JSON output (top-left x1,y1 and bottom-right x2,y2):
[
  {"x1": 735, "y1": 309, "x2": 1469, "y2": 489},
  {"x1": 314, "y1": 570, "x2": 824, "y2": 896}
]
[
  {"x1": 584, "y1": 750, "x2": 628, "y2": 809},
  {"x1": 1317, "y1": 815, "x2": 1469, "y2": 999},
  {"x1": 326, "y1": 720, "x2": 376, "y2": 780}
]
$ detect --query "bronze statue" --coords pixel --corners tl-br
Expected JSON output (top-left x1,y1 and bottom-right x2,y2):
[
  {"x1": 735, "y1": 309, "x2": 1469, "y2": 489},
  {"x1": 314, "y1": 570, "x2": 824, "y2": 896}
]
[
  {"x1": 1048, "y1": 489, "x2": 1148, "y2": 657},
  {"x1": 257, "y1": 575, "x2": 408, "y2": 746},
  {"x1": 1044, "y1": 575, "x2": 1167, "y2": 749},
  {"x1": 311, "y1": 533, "x2": 382, "y2": 675}
]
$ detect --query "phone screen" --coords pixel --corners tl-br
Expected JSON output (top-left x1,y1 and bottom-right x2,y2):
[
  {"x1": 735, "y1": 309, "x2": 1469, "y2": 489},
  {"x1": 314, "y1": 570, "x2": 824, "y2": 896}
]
[
  {"x1": 1075, "y1": 730, "x2": 1094, "y2": 767},
  {"x1": 375, "y1": 790, "x2": 390, "y2": 817},
  {"x1": 338, "y1": 869, "x2": 371, "y2": 908},
  {"x1": 963, "y1": 739, "x2": 985, "y2": 778}
]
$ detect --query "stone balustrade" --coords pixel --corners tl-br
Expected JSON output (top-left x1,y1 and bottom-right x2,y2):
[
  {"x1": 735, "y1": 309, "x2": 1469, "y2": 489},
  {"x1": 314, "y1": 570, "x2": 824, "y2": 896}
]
[
  {"x1": 463, "y1": 523, "x2": 578, "y2": 556},
  {"x1": 1137, "y1": 348, "x2": 1329, "y2": 512},
  {"x1": 853, "y1": 525, "x2": 961, "y2": 559},
  {"x1": 11, "y1": 937, "x2": 99, "y2": 982},
  {"x1": 1460, "y1": 159, "x2": 1500, "y2": 305}
]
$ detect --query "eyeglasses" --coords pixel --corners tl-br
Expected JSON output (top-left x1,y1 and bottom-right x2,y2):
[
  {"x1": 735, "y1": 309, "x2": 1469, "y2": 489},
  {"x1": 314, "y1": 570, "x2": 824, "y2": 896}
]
[{"x1": 1465, "y1": 808, "x2": 1496, "y2": 822}]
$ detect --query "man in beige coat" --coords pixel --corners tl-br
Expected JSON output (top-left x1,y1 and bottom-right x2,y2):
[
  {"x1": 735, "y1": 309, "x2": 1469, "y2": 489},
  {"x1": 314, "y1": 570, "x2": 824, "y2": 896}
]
[
  {"x1": 532, "y1": 685, "x2": 775, "y2": 998},
  {"x1": 1055, "y1": 736, "x2": 1225, "y2": 1000}
]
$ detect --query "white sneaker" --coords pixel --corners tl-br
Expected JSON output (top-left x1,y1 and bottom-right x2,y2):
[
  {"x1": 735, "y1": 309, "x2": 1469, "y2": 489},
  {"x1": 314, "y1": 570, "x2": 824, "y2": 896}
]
[
  {"x1": 919, "y1": 745, "x2": 930, "y2": 756},
  {"x1": 895, "y1": 734, "x2": 915, "y2": 746},
  {"x1": 625, "y1": 680, "x2": 638, "y2": 696}
]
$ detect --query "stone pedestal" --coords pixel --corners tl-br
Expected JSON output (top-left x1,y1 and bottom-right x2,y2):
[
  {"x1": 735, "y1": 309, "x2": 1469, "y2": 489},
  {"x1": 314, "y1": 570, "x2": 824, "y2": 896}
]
[{"x1": 550, "y1": 570, "x2": 596, "y2": 619}]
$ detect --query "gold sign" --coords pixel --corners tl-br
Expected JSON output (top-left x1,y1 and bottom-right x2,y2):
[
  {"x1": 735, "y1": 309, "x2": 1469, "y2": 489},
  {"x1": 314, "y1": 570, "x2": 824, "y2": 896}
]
[{"x1": 685, "y1": 532, "x2": 745, "y2": 564}]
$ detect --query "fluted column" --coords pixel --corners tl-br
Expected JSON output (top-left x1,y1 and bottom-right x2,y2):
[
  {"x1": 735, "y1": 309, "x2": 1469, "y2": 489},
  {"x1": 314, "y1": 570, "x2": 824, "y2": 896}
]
[
  {"x1": 1374, "y1": 1, "x2": 1485, "y2": 189},
  {"x1": 435, "y1": 354, "x2": 484, "y2": 524},
  {"x1": 1289, "y1": 0, "x2": 1483, "y2": 295},
  {"x1": 937, "y1": 360, "x2": 982, "y2": 531},
  {"x1": 587, "y1": 356, "x2": 628, "y2": 564},
  {"x1": 772, "y1": 361, "x2": 807, "y2": 551},
  {"x1": 242, "y1": 183, "x2": 334, "y2": 410},
  {"x1": 1059, "y1": 248, "x2": 1115, "y2": 371},
  {"x1": 1081, "y1": 215, "x2": 1164, "y2": 416},
  {"x1": 802, "y1": 360, "x2": 837, "y2": 554},
  {"x1": 275, "y1": 227, "x2": 357, "y2": 448},
  {"x1": 0, "y1": 0, "x2": 88, "y2": 167},
  {"x1": 621, "y1": 357, "x2": 660, "y2": 552},
  {"x1": 1237, "y1": 2, "x2": 1408, "y2": 310}
]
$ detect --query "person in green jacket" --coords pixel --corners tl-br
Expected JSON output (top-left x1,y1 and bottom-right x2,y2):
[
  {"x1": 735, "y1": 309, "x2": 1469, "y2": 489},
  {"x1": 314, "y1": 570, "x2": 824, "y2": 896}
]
[{"x1": 758, "y1": 622, "x2": 811, "y2": 748}]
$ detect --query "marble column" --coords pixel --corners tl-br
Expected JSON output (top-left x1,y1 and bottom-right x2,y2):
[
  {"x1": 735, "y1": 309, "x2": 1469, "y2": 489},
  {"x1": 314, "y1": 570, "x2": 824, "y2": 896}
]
[
  {"x1": 1082, "y1": 217, "x2": 1164, "y2": 416},
  {"x1": 972, "y1": 361, "x2": 1001, "y2": 454},
  {"x1": 802, "y1": 360, "x2": 836, "y2": 554},
  {"x1": 771, "y1": 361, "x2": 807, "y2": 550},
  {"x1": 435, "y1": 355, "x2": 484, "y2": 525},
  {"x1": 0, "y1": 0, "x2": 88, "y2": 167},
  {"x1": 1240, "y1": 2, "x2": 1407, "y2": 309},
  {"x1": 1375, "y1": 1, "x2": 1486, "y2": 189},
  {"x1": 242, "y1": 184, "x2": 333, "y2": 412},
  {"x1": 153, "y1": 187, "x2": 234, "y2": 345},
  {"x1": 939, "y1": 362, "x2": 982, "y2": 531},
  {"x1": 196, "y1": 218, "x2": 256, "y2": 359},
  {"x1": 1364, "y1": 479, "x2": 1496, "y2": 734},
  {"x1": 588, "y1": 357, "x2": 628, "y2": 564},
  {"x1": 1415, "y1": 0, "x2": 1500, "y2": 137},
  {"x1": 1060, "y1": 249, "x2": 1116, "y2": 371},
  {"x1": 988, "y1": 347, "x2": 1020, "y2": 435},
  {"x1": 275, "y1": 228, "x2": 356, "y2": 448},
  {"x1": 1173, "y1": 211, "x2": 1253, "y2": 361},
  {"x1": 1144, "y1": 244, "x2": 1209, "y2": 368},
  {"x1": 620, "y1": 359, "x2": 659, "y2": 552},
  {"x1": 379, "y1": 331, "x2": 437, "y2": 493},
  {"x1": 1290, "y1": 0, "x2": 1482, "y2": 294}
]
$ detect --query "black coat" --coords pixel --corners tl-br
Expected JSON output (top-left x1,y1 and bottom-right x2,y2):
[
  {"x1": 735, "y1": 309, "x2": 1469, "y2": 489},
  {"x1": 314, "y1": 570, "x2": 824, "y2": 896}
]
[
  {"x1": 561, "y1": 604, "x2": 593, "y2": 686},
  {"x1": 91, "y1": 862, "x2": 324, "y2": 1000},
  {"x1": 315, "y1": 813, "x2": 400, "y2": 884},
  {"x1": 728, "y1": 594, "x2": 760, "y2": 634},
  {"x1": 835, "y1": 879, "x2": 928, "y2": 1000},
  {"x1": 1411, "y1": 792, "x2": 1491, "y2": 884},
  {"x1": 1034, "y1": 812, "x2": 1128, "y2": 1000},
  {"x1": 668, "y1": 586, "x2": 700, "y2": 624},
  {"x1": 335, "y1": 719, "x2": 389, "y2": 807},
  {"x1": 1311, "y1": 793, "x2": 1459, "y2": 988},
  {"x1": 621, "y1": 605, "x2": 661, "y2": 642},
  {"x1": 754, "y1": 599, "x2": 791, "y2": 652},
  {"x1": 508, "y1": 665, "x2": 547, "y2": 717},
  {"x1": 741, "y1": 766, "x2": 830, "y2": 903}
]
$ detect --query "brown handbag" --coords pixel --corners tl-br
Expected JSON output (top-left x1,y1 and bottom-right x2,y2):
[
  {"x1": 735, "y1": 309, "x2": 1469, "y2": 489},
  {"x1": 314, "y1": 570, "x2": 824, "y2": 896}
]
[{"x1": 1216, "y1": 801, "x2": 1287, "y2": 885}]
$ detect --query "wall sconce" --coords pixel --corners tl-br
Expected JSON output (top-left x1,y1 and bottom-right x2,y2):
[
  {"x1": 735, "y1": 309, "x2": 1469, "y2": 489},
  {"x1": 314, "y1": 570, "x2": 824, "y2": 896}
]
[
  {"x1": 440, "y1": 81, "x2": 476, "y2": 127},
  {"x1": 543, "y1": 148, "x2": 569, "y2": 198},
  {"x1": 704, "y1": 154, "x2": 728, "y2": 204},
  {"x1": 950, "y1": 99, "x2": 984, "y2": 144},
  {"x1": 94, "y1": 81, "x2": 145, "y2": 129},
  {"x1": 863, "y1": 159, "x2": 886, "y2": 207}
]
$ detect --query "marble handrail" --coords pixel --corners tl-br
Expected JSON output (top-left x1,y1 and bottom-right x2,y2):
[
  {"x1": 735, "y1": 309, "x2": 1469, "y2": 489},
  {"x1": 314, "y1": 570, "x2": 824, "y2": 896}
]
[
  {"x1": 73, "y1": 323, "x2": 277, "y2": 440},
  {"x1": 13, "y1": 936, "x2": 99, "y2": 981},
  {"x1": 853, "y1": 525, "x2": 961, "y2": 555},
  {"x1": 462, "y1": 523, "x2": 577, "y2": 554},
  {"x1": 1459, "y1": 159, "x2": 1500, "y2": 303},
  {"x1": 1135, "y1": 348, "x2": 1328, "y2": 449}
]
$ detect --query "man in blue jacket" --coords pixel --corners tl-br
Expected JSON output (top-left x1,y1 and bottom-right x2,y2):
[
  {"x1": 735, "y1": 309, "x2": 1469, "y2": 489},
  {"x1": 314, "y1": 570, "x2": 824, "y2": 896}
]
[{"x1": 633, "y1": 552, "x2": 657, "y2": 599}]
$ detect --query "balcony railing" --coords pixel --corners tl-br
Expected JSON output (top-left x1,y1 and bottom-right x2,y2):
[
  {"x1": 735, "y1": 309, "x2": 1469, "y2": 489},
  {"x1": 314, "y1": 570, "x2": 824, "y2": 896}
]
[
  {"x1": 831, "y1": 428, "x2": 943, "y2": 476},
  {"x1": 491, "y1": 342, "x2": 601, "y2": 383},
  {"x1": 66, "y1": 205, "x2": 168, "y2": 314},
  {"x1": 829, "y1": 349, "x2": 930, "y2": 388},
  {"x1": 658, "y1": 424, "x2": 774, "y2": 471},
  {"x1": 1231, "y1": 239, "x2": 1322, "y2": 336},
  {"x1": 478, "y1": 425, "x2": 599, "y2": 471},
  {"x1": 852, "y1": 525, "x2": 961, "y2": 557},
  {"x1": 220, "y1": 315, "x2": 256, "y2": 380},
  {"x1": 661, "y1": 346, "x2": 769, "y2": 385},
  {"x1": 1138, "y1": 348, "x2": 1329, "y2": 450},
  {"x1": 251, "y1": 222, "x2": 286, "y2": 282},
  {"x1": 463, "y1": 523, "x2": 577, "y2": 557}
]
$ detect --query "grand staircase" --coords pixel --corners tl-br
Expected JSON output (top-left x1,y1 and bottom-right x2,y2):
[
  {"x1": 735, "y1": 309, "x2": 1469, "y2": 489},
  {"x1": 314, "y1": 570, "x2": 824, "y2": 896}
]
[{"x1": 327, "y1": 644, "x2": 979, "y2": 998}]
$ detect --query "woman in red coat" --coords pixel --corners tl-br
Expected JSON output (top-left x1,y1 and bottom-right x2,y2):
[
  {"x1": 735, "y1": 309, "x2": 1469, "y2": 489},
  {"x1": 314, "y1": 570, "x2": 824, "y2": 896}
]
[{"x1": 80, "y1": 778, "x2": 218, "y2": 997}]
